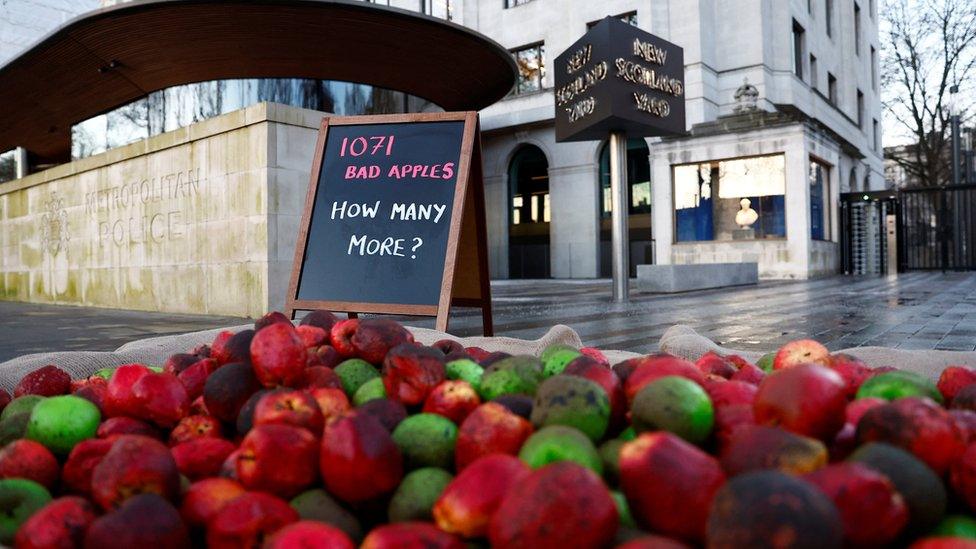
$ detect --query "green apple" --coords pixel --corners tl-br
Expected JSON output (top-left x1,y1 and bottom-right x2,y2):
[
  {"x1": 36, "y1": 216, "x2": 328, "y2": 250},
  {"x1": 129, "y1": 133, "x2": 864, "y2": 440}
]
[
  {"x1": 445, "y1": 359, "x2": 484, "y2": 390},
  {"x1": 0, "y1": 395, "x2": 44, "y2": 422},
  {"x1": 26, "y1": 395, "x2": 100, "y2": 455},
  {"x1": 0, "y1": 478, "x2": 51, "y2": 543}
]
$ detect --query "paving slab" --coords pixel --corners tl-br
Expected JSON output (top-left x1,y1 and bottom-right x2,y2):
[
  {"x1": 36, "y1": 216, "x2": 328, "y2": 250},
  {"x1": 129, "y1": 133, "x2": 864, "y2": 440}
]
[{"x1": 0, "y1": 272, "x2": 975, "y2": 362}]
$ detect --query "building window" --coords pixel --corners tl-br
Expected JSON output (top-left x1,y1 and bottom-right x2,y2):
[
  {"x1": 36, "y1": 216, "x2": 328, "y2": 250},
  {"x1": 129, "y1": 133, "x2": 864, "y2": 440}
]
[
  {"x1": 870, "y1": 46, "x2": 878, "y2": 91},
  {"x1": 828, "y1": 73, "x2": 838, "y2": 105},
  {"x1": 808, "y1": 0, "x2": 813, "y2": 13},
  {"x1": 810, "y1": 159, "x2": 831, "y2": 240},
  {"x1": 854, "y1": 2, "x2": 862, "y2": 55},
  {"x1": 599, "y1": 138, "x2": 651, "y2": 218},
  {"x1": 810, "y1": 54, "x2": 818, "y2": 90},
  {"x1": 869, "y1": 0, "x2": 875, "y2": 19},
  {"x1": 825, "y1": 0, "x2": 834, "y2": 37},
  {"x1": 0, "y1": 150, "x2": 16, "y2": 184},
  {"x1": 511, "y1": 43, "x2": 546, "y2": 95},
  {"x1": 504, "y1": 0, "x2": 535, "y2": 8},
  {"x1": 587, "y1": 11, "x2": 637, "y2": 28},
  {"x1": 673, "y1": 154, "x2": 787, "y2": 242},
  {"x1": 792, "y1": 20, "x2": 806, "y2": 80},
  {"x1": 873, "y1": 119, "x2": 880, "y2": 151},
  {"x1": 857, "y1": 89, "x2": 864, "y2": 128},
  {"x1": 509, "y1": 145, "x2": 549, "y2": 225}
]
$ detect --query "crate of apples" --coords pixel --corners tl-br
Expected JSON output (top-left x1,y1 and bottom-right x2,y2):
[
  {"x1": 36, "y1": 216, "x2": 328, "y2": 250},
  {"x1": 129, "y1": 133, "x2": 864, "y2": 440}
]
[{"x1": 0, "y1": 311, "x2": 974, "y2": 548}]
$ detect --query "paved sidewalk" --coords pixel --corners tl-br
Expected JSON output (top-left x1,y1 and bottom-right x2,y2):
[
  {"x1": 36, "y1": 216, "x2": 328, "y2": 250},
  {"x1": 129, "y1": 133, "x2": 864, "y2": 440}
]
[{"x1": 0, "y1": 272, "x2": 974, "y2": 362}]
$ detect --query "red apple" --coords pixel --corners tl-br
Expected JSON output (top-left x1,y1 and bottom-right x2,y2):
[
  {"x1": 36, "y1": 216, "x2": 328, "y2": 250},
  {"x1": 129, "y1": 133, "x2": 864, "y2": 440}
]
[
  {"x1": 382, "y1": 344, "x2": 446, "y2": 406},
  {"x1": 265, "y1": 521, "x2": 356, "y2": 549},
  {"x1": 696, "y1": 352, "x2": 737, "y2": 379},
  {"x1": 620, "y1": 432, "x2": 725, "y2": 543},
  {"x1": 829, "y1": 353, "x2": 873, "y2": 398},
  {"x1": 330, "y1": 319, "x2": 359, "y2": 357},
  {"x1": 206, "y1": 491, "x2": 298, "y2": 549},
  {"x1": 773, "y1": 339, "x2": 830, "y2": 370},
  {"x1": 754, "y1": 363, "x2": 847, "y2": 441},
  {"x1": 455, "y1": 402, "x2": 534, "y2": 470},
  {"x1": 938, "y1": 366, "x2": 976, "y2": 405},
  {"x1": 804, "y1": 462, "x2": 909, "y2": 546},
  {"x1": 177, "y1": 358, "x2": 218, "y2": 400},
  {"x1": 253, "y1": 390, "x2": 324, "y2": 434},
  {"x1": 857, "y1": 397, "x2": 967, "y2": 475},
  {"x1": 168, "y1": 414, "x2": 222, "y2": 446},
  {"x1": 102, "y1": 364, "x2": 152, "y2": 418},
  {"x1": 352, "y1": 319, "x2": 413, "y2": 364},
  {"x1": 237, "y1": 424, "x2": 318, "y2": 498},
  {"x1": 488, "y1": 462, "x2": 617, "y2": 548},
  {"x1": 61, "y1": 438, "x2": 114, "y2": 496},
  {"x1": 15, "y1": 496, "x2": 97, "y2": 549},
  {"x1": 172, "y1": 437, "x2": 237, "y2": 480},
  {"x1": 296, "y1": 325, "x2": 329, "y2": 348},
  {"x1": 361, "y1": 522, "x2": 464, "y2": 549},
  {"x1": 97, "y1": 417, "x2": 160, "y2": 440},
  {"x1": 0, "y1": 439, "x2": 59, "y2": 489},
  {"x1": 90, "y1": 435, "x2": 181, "y2": 510},
  {"x1": 320, "y1": 413, "x2": 402, "y2": 503},
  {"x1": 130, "y1": 372, "x2": 190, "y2": 428},
  {"x1": 180, "y1": 477, "x2": 246, "y2": 527},
  {"x1": 250, "y1": 323, "x2": 306, "y2": 388},
  {"x1": 422, "y1": 381, "x2": 481, "y2": 424},
  {"x1": 310, "y1": 387, "x2": 351, "y2": 425},
  {"x1": 434, "y1": 454, "x2": 530, "y2": 538}
]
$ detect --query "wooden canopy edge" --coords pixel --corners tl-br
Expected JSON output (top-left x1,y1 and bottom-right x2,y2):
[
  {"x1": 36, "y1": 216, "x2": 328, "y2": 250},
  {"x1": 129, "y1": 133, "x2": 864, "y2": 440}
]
[{"x1": 0, "y1": 0, "x2": 517, "y2": 163}]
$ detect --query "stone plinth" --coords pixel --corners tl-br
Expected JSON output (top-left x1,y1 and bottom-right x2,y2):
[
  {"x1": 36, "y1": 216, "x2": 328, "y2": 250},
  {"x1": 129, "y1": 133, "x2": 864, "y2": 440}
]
[
  {"x1": 0, "y1": 103, "x2": 323, "y2": 317},
  {"x1": 636, "y1": 262, "x2": 758, "y2": 293}
]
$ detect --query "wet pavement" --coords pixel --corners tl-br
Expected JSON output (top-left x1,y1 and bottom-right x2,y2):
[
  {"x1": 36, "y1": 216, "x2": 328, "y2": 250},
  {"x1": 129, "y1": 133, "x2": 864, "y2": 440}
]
[{"x1": 0, "y1": 272, "x2": 974, "y2": 362}]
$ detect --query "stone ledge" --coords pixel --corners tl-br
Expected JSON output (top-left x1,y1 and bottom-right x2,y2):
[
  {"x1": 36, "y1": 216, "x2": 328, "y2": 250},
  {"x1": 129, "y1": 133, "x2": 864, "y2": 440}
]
[{"x1": 637, "y1": 262, "x2": 758, "y2": 293}]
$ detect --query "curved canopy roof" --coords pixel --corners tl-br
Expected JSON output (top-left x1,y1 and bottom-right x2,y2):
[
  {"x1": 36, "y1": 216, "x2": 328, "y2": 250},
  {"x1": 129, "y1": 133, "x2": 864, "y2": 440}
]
[{"x1": 0, "y1": 0, "x2": 517, "y2": 163}]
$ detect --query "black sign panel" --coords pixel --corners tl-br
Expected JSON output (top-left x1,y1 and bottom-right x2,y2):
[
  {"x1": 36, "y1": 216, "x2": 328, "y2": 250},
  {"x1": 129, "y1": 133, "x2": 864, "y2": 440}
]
[
  {"x1": 554, "y1": 17, "x2": 686, "y2": 142},
  {"x1": 295, "y1": 119, "x2": 464, "y2": 307}
]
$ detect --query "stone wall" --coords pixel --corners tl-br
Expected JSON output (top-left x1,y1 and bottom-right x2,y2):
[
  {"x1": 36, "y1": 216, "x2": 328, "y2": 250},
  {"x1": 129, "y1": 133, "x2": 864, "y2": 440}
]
[{"x1": 0, "y1": 103, "x2": 323, "y2": 317}]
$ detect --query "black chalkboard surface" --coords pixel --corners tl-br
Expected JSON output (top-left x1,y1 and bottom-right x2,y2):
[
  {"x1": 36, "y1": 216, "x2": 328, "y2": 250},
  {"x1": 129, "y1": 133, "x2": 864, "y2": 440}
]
[{"x1": 286, "y1": 112, "x2": 493, "y2": 334}]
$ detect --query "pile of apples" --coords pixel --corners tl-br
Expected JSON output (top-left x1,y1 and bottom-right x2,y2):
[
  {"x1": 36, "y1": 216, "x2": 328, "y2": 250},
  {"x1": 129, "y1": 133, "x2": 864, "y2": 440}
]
[{"x1": 0, "y1": 310, "x2": 975, "y2": 548}]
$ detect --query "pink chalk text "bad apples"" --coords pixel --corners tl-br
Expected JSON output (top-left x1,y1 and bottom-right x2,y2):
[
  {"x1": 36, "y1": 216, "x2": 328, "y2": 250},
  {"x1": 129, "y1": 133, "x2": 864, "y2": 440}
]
[{"x1": 338, "y1": 134, "x2": 456, "y2": 180}]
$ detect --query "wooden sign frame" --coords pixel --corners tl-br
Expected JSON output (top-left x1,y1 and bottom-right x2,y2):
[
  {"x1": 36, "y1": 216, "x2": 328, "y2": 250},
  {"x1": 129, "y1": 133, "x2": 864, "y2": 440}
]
[{"x1": 284, "y1": 111, "x2": 493, "y2": 336}]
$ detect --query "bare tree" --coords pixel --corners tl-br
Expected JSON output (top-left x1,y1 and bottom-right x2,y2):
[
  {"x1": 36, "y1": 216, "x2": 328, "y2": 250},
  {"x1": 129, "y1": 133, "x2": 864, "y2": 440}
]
[{"x1": 881, "y1": 0, "x2": 976, "y2": 187}]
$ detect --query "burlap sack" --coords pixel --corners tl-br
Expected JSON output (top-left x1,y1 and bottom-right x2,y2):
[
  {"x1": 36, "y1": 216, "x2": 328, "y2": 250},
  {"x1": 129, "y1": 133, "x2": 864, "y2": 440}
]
[
  {"x1": 2, "y1": 322, "x2": 969, "y2": 390},
  {"x1": 660, "y1": 324, "x2": 976, "y2": 381},
  {"x1": 0, "y1": 324, "x2": 593, "y2": 391}
]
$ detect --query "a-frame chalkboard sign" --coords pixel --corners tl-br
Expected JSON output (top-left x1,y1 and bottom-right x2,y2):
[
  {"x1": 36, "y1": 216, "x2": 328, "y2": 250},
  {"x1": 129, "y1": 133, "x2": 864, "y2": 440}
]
[{"x1": 285, "y1": 111, "x2": 493, "y2": 335}]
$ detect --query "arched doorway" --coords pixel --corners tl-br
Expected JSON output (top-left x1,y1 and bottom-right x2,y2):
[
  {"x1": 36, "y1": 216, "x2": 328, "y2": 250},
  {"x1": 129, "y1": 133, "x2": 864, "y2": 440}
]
[
  {"x1": 508, "y1": 145, "x2": 550, "y2": 278},
  {"x1": 598, "y1": 138, "x2": 652, "y2": 277}
]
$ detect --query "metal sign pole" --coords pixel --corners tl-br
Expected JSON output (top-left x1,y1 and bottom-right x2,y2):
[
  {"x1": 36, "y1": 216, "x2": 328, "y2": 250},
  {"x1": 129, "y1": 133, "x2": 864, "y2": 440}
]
[{"x1": 609, "y1": 130, "x2": 629, "y2": 302}]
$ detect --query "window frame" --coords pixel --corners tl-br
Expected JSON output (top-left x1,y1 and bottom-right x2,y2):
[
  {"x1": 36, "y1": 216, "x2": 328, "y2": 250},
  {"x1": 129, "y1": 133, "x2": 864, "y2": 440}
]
[
  {"x1": 509, "y1": 42, "x2": 547, "y2": 96},
  {"x1": 504, "y1": 0, "x2": 536, "y2": 8},
  {"x1": 809, "y1": 157, "x2": 833, "y2": 242},
  {"x1": 792, "y1": 20, "x2": 806, "y2": 80},
  {"x1": 671, "y1": 152, "x2": 789, "y2": 244},
  {"x1": 809, "y1": 54, "x2": 818, "y2": 90},
  {"x1": 856, "y1": 89, "x2": 865, "y2": 129},
  {"x1": 587, "y1": 11, "x2": 637, "y2": 29},
  {"x1": 827, "y1": 72, "x2": 838, "y2": 105},
  {"x1": 854, "y1": 2, "x2": 862, "y2": 56}
]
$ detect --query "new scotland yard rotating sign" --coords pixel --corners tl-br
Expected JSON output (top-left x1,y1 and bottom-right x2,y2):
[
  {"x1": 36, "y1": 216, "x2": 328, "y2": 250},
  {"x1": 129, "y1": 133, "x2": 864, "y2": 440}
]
[{"x1": 555, "y1": 17, "x2": 686, "y2": 142}]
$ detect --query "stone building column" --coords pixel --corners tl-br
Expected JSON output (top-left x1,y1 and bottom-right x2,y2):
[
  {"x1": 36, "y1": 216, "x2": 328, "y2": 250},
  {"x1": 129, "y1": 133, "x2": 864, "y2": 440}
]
[
  {"x1": 651, "y1": 153, "x2": 674, "y2": 265},
  {"x1": 482, "y1": 173, "x2": 509, "y2": 279},
  {"x1": 548, "y1": 164, "x2": 600, "y2": 278},
  {"x1": 784, "y1": 136, "x2": 812, "y2": 278}
]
